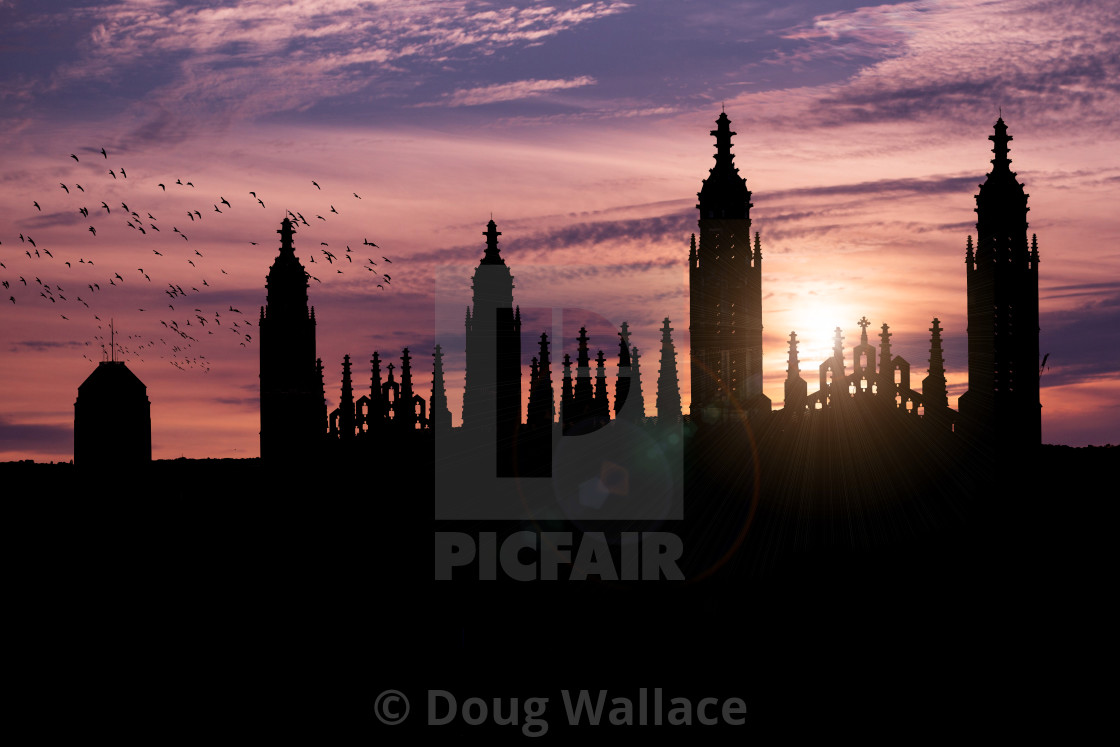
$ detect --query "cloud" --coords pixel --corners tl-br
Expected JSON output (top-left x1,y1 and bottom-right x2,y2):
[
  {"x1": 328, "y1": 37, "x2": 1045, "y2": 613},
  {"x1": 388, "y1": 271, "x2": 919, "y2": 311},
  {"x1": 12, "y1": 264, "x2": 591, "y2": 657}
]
[
  {"x1": 9, "y1": 1, "x2": 632, "y2": 134},
  {"x1": 767, "y1": 0, "x2": 1120, "y2": 131},
  {"x1": 433, "y1": 76, "x2": 597, "y2": 107},
  {"x1": 0, "y1": 415, "x2": 71, "y2": 456}
]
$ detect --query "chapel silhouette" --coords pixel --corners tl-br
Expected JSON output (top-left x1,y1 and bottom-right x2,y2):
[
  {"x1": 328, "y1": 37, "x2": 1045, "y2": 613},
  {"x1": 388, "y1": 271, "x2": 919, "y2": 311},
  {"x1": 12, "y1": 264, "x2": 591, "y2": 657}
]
[{"x1": 256, "y1": 112, "x2": 1044, "y2": 489}]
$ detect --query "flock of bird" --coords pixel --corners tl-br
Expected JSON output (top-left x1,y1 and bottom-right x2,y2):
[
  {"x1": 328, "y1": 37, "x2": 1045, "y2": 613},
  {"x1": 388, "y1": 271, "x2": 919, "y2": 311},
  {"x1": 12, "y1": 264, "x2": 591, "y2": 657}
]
[{"x1": 2, "y1": 145, "x2": 394, "y2": 372}]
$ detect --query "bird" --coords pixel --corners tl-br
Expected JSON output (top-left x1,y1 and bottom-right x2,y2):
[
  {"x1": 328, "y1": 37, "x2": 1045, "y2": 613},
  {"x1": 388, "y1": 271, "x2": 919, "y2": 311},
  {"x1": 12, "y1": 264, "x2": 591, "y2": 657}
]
[
  {"x1": 79, "y1": 207, "x2": 88, "y2": 217},
  {"x1": 258, "y1": 198, "x2": 265, "y2": 208},
  {"x1": 312, "y1": 180, "x2": 321, "y2": 189},
  {"x1": 220, "y1": 197, "x2": 230, "y2": 208},
  {"x1": 159, "y1": 183, "x2": 166, "y2": 191},
  {"x1": 354, "y1": 193, "x2": 361, "y2": 199},
  {"x1": 120, "y1": 167, "x2": 126, "y2": 178},
  {"x1": 70, "y1": 154, "x2": 79, "y2": 161},
  {"x1": 101, "y1": 202, "x2": 110, "y2": 213},
  {"x1": 33, "y1": 201, "x2": 40, "y2": 211},
  {"x1": 109, "y1": 170, "x2": 116, "y2": 179},
  {"x1": 153, "y1": 249, "x2": 162, "y2": 255},
  {"x1": 213, "y1": 204, "x2": 222, "y2": 213},
  {"x1": 60, "y1": 183, "x2": 69, "y2": 194},
  {"x1": 75, "y1": 184, "x2": 84, "y2": 192},
  {"x1": 383, "y1": 256, "x2": 392, "y2": 263},
  {"x1": 44, "y1": 249, "x2": 52, "y2": 258},
  {"x1": 89, "y1": 226, "x2": 96, "y2": 236},
  {"x1": 330, "y1": 205, "x2": 338, "y2": 214},
  {"x1": 101, "y1": 147, "x2": 107, "y2": 158}
]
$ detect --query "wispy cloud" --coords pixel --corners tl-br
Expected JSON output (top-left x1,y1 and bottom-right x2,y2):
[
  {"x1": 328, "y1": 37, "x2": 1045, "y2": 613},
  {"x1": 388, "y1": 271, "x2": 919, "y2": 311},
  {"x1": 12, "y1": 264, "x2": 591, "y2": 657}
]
[
  {"x1": 433, "y1": 76, "x2": 597, "y2": 107},
  {"x1": 6, "y1": 1, "x2": 631, "y2": 131}
]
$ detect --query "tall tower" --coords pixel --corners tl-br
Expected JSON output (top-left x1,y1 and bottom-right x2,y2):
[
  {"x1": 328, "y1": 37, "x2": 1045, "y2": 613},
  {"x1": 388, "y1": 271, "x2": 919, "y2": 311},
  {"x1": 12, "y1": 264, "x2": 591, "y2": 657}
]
[
  {"x1": 690, "y1": 112, "x2": 770, "y2": 422},
  {"x1": 462, "y1": 219, "x2": 521, "y2": 472},
  {"x1": 959, "y1": 117, "x2": 1041, "y2": 448},
  {"x1": 260, "y1": 218, "x2": 324, "y2": 461}
]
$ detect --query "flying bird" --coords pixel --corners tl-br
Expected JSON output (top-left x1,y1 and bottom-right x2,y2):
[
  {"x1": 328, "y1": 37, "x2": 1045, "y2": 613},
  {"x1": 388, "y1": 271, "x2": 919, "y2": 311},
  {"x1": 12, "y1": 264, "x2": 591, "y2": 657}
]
[
  {"x1": 220, "y1": 197, "x2": 230, "y2": 208},
  {"x1": 109, "y1": 170, "x2": 116, "y2": 179},
  {"x1": 354, "y1": 193, "x2": 361, "y2": 199},
  {"x1": 312, "y1": 181, "x2": 321, "y2": 189},
  {"x1": 120, "y1": 167, "x2": 126, "y2": 178},
  {"x1": 60, "y1": 183, "x2": 69, "y2": 193},
  {"x1": 89, "y1": 226, "x2": 96, "y2": 236},
  {"x1": 33, "y1": 201, "x2": 40, "y2": 211},
  {"x1": 70, "y1": 154, "x2": 79, "y2": 162},
  {"x1": 159, "y1": 183, "x2": 166, "y2": 191}
]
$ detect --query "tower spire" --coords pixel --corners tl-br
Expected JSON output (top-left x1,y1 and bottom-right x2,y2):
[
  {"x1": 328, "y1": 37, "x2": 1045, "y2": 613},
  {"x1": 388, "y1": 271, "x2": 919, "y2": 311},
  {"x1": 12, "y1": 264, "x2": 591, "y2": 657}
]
[
  {"x1": 430, "y1": 344, "x2": 452, "y2": 431},
  {"x1": 481, "y1": 219, "x2": 504, "y2": 265},
  {"x1": 656, "y1": 318, "x2": 682, "y2": 425}
]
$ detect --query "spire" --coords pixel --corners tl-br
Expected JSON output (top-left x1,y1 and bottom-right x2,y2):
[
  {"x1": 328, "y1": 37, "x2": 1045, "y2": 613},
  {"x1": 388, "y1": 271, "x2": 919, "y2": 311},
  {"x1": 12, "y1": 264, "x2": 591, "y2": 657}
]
[
  {"x1": 339, "y1": 354, "x2": 354, "y2": 440},
  {"x1": 594, "y1": 349, "x2": 610, "y2": 423},
  {"x1": 398, "y1": 347, "x2": 415, "y2": 429},
  {"x1": 615, "y1": 322, "x2": 632, "y2": 418},
  {"x1": 430, "y1": 344, "x2": 452, "y2": 431},
  {"x1": 697, "y1": 111, "x2": 752, "y2": 220},
  {"x1": 878, "y1": 323, "x2": 893, "y2": 380},
  {"x1": 923, "y1": 318, "x2": 950, "y2": 427},
  {"x1": 784, "y1": 331, "x2": 807, "y2": 415},
  {"x1": 928, "y1": 319, "x2": 945, "y2": 380},
  {"x1": 832, "y1": 327, "x2": 844, "y2": 364},
  {"x1": 480, "y1": 219, "x2": 505, "y2": 265},
  {"x1": 989, "y1": 116, "x2": 1012, "y2": 172},
  {"x1": 965, "y1": 234, "x2": 974, "y2": 265},
  {"x1": 787, "y1": 331, "x2": 800, "y2": 377},
  {"x1": 278, "y1": 217, "x2": 296, "y2": 255},
  {"x1": 528, "y1": 332, "x2": 555, "y2": 429},
  {"x1": 656, "y1": 318, "x2": 682, "y2": 424},
  {"x1": 858, "y1": 316, "x2": 871, "y2": 346},
  {"x1": 629, "y1": 346, "x2": 646, "y2": 421},
  {"x1": 574, "y1": 326, "x2": 594, "y2": 413},
  {"x1": 561, "y1": 353, "x2": 574, "y2": 429}
]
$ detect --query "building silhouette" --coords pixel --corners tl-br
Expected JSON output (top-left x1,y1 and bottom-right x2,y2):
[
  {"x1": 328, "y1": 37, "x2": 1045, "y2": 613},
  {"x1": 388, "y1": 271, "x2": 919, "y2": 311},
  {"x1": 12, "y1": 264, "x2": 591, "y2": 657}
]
[
  {"x1": 958, "y1": 117, "x2": 1041, "y2": 450},
  {"x1": 259, "y1": 217, "x2": 325, "y2": 462},
  {"x1": 461, "y1": 219, "x2": 522, "y2": 473},
  {"x1": 254, "y1": 112, "x2": 1043, "y2": 471},
  {"x1": 689, "y1": 112, "x2": 770, "y2": 423},
  {"x1": 74, "y1": 359, "x2": 151, "y2": 466}
]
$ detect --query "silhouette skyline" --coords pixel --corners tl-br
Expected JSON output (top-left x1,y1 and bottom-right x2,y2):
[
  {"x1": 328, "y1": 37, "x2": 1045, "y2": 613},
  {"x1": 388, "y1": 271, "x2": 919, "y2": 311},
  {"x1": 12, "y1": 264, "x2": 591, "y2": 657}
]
[
  {"x1": 3, "y1": 6, "x2": 1117, "y2": 739},
  {"x1": 2, "y1": 3, "x2": 1118, "y2": 460}
]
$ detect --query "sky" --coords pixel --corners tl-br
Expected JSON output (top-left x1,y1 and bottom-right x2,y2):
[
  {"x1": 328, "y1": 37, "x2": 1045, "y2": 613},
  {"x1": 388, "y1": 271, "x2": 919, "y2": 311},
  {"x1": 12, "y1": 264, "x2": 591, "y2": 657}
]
[{"x1": 1, "y1": 0, "x2": 1117, "y2": 462}]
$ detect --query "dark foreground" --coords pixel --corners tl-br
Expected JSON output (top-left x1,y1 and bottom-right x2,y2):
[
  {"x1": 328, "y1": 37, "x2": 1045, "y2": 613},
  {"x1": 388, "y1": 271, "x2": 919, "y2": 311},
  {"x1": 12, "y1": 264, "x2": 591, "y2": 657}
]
[{"x1": 5, "y1": 438, "x2": 1112, "y2": 741}]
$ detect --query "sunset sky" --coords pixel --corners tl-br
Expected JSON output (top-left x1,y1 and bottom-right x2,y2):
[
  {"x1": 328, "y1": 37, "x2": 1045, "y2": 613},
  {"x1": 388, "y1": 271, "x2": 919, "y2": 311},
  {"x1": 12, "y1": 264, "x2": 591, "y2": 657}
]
[{"x1": 2, "y1": 0, "x2": 1117, "y2": 462}]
